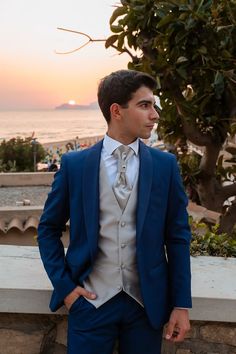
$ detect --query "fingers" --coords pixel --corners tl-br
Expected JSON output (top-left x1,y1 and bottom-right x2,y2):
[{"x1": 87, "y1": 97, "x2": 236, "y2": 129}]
[
  {"x1": 165, "y1": 320, "x2": 175, "y2": 341},
  {"x1": 75, "y1": 286, "x2": 96, "y2": 300},
  {"x1": 165, "y1": 309, "x2": 190, "y2": 342},
  {"x1": 171, "y1": 327, "x2": 185, "y2": 342},
  {"x1": 165, "y1": 323, "x2": 186, "y2": 342},
  {"x1": 64, "y1": 286, "x2": 97, "y2": 310}
]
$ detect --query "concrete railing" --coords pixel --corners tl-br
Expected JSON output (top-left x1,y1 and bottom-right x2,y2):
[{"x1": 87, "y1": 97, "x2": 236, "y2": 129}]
[
  {"x1": 0, "y1": 206, "x2": 42, "y2": 223},
  {"x1": 0, "y1": 245, "x2": 236, "y2": 354},
  {"x1": 0, "y1": 172, "x2": 54, "y2": 187}
]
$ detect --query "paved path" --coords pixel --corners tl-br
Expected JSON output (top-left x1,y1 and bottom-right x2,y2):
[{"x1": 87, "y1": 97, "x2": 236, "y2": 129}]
[{"x1": 0, "y1": 186, "x2": 50, "y2": 207}]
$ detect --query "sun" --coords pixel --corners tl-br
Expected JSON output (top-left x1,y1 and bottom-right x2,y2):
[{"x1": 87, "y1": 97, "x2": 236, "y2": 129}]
[{"x1": 68, "y1": 100, "x2": 76, "y2": 105}]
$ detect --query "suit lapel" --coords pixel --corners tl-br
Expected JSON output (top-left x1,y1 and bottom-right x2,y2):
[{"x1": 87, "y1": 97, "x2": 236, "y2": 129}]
[
  {"x1": 82, "y1": 140, "x2": 103, "y2": 260},
  {"x1": 136, "y1": 141, "x2": 153, "y2": 242}
]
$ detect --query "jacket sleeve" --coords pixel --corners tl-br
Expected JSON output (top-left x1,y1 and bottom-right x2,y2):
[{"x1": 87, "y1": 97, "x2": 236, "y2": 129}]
[
  {"x1": 37, "y1": 154, "x2": 77, "y2": 304},
  {"x1": 165, "y1": 154, "x2": 192, "y2": 308}
]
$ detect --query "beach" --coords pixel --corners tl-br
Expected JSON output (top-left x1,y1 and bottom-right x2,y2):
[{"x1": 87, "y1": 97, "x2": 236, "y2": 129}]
[{"x1": 42, "y1": 134, "x2": 105, "y2": 158}]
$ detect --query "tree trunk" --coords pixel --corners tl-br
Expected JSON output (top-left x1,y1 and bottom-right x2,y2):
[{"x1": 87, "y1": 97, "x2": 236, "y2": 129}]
[
  {"x1": 197, "y1": 176, "x2": 224, "y2": 212},
  {"x1": 194, "y1": 142, "x2": 236, "y2": 234},
  {"x1": 218, "y1": 200, "x2": 236, "y2": 234}
]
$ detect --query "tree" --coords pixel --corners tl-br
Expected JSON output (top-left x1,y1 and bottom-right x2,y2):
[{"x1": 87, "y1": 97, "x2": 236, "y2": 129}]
[
  {"x1": 0, "y1": 137, "x2": 46, "y2": 172},
  {"x1": 105, "y1": 0, "x2": 236, "y2": 233}
]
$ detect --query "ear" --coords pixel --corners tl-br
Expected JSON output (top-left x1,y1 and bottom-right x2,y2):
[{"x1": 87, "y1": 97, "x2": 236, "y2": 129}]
[{"x1": 110, "y1": 103, "x2": 121, "y2": 121}]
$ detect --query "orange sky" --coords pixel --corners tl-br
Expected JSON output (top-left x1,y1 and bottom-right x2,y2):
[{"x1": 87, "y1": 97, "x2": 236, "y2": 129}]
[{"x1": 0, "y1": 0, "x2": 129, "y2": 110}]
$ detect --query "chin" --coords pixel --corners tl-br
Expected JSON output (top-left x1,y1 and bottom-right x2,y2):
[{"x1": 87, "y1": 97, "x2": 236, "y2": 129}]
[{"x1": 140, "y1": 132, "x2": 151, "y2": 139}]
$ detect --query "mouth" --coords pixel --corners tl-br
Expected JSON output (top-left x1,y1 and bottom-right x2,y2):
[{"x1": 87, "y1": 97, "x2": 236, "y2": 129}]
[{"x1": 146, "y1": 125, "x2": 154, "y2": 129}]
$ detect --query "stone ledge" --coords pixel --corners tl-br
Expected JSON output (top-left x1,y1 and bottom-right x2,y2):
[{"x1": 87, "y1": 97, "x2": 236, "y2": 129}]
[
  {"x1": 0, "y1": 245, "x2": 235, "y2": 322},
  {"x1": 0, "y1": 172, "x2": 54, "y2": 187}
]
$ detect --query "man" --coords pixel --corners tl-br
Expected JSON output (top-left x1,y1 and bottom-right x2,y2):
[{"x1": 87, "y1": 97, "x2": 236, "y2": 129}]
[{"x1": 38, "y1": 69, "x2": 192, "y2": 354}]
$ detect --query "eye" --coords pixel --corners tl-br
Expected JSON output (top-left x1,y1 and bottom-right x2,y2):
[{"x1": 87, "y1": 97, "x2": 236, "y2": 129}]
[{"x1": 141, "y1": 103, "x2": 149, "y2": 108}]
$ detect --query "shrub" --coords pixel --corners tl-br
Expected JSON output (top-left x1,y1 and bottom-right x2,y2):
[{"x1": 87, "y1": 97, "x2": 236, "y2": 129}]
[
  {"x1": 190, "y1": 218, "x2": 236, "y2": 257},
  {"x1": 0, "y1": 137, "x2": 46, "y2": 172}
]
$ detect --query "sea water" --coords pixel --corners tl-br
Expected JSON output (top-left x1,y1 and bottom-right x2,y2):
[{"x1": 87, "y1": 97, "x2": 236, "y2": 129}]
[{"x1": 0, "y1": 109, "x2": 106, "y2": 144}]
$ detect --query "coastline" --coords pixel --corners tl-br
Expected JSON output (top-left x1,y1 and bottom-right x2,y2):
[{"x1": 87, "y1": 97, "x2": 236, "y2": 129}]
[{"x1": 42, "y1": 134, "x2": 104, "y2": 156}]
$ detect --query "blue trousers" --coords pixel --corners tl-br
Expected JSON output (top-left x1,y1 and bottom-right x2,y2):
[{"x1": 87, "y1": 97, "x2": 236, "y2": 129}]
[{"x1": 67, "y1": 292, "x2": 163, "y2": 354}]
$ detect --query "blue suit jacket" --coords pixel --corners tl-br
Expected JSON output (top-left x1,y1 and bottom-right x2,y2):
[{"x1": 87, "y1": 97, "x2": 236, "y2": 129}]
[{"x1": 38, "y1": 140, "x2": 192, "y2": 329}]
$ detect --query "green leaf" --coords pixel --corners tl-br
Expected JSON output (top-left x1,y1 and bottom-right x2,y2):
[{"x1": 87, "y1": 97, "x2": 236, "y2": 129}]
[
  {"x1": 105, "y1": 35, "x2": 118, "y2": 49},
  {"x1": 127, "y1": 33, "x2": 136, "y2": 49},
  {"x1": 185, "y1": 17, "x2": 195, "y2": 30},
  {"x1": 117, "y1": 32, "x2": 126, "y2": 51},
  {"x1": 213, "y1": 71, "x2": 225, "y2": 99},
  {"x1": 176, "y1": 67, "x2": 188, "y2": 80},
  {"x1": 110, "y1": 6, "x2": 127, "y2": 26},
  {"x1": 156, "y1": 14, "x2": 175, "y2": 29},
  {"x1": 176, "y1": 56, "x2": 188, "y2": 64},
  {"x1": 110, "y1": 25, "x2": 123, "y2": 33},
  {"x1": 133, "y1": 5, "x2": 146, "y2": 12},
  {"x1": 230, "y1": 123, "x2": 236, "y2": 135},
  {"x1": 198, "y1": 46, "x2": 207, "y2": 54},
  {"x1": 156, "y1": 75, "x2": 161, "y2": 89}
]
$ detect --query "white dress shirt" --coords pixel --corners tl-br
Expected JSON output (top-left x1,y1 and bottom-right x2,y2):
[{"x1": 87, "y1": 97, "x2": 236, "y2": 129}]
[{"x1": 101, "y1": 134, "x2": 140, "y2": 187}]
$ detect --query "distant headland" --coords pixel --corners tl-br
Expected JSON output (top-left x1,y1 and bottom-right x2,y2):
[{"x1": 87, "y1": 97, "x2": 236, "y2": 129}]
[{"x1": 55, "y1": 101, "x2": 99, "y2": 110}]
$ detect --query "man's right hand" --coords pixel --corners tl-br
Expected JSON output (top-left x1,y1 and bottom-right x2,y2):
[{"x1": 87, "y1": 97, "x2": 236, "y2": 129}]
[{"x1": 64, "y1": 286, "x2": 97, "y2": 310}]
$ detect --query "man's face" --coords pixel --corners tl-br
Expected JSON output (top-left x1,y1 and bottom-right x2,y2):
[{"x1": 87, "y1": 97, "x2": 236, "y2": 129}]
[{"x1": 118, "y1": 86, "x2": 159, "y2": 142}]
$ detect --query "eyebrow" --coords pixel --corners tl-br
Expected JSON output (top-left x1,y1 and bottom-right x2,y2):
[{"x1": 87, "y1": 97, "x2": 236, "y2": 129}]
[{"x1": 136, "y1": 99, "x2": 155, "y2": 105}]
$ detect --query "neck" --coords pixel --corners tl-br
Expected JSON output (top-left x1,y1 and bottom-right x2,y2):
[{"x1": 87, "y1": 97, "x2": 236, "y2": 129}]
[{"x1": 107, "y1": 128, "x2": 136, "y2": 145}]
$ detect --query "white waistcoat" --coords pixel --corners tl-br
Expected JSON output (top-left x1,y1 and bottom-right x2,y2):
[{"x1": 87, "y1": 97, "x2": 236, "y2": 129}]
[{"x1": 83, "y1": 160, "x2": 143, "y2": 308}]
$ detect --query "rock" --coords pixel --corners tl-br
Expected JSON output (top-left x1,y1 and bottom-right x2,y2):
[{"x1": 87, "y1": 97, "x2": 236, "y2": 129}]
[
  {"x1": 0, "y1": 329, "x2": 43, "y2": 354},
  {"x1": 200, "y1": 324, "x2": 236, "y2": 346}
]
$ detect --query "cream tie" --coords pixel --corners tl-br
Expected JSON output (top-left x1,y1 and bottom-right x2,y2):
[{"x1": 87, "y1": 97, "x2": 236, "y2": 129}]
[{"x1": 112, "y1": 145, "x2": 134, "y2": 210}]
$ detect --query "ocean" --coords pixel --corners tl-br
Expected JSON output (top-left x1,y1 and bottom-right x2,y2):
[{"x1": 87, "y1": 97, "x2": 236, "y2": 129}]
[{"x1": 0, "y1": 109, "x2": 107, "y2": 144}]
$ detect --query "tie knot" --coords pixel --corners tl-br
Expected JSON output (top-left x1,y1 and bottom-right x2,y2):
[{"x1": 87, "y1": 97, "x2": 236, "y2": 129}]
[{"x1": 113, "y1": 145, "x2": 134, "y2": 161}]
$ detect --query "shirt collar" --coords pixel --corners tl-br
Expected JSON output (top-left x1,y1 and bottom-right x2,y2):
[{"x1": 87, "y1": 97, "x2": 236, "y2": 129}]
[{"x1": 103, "y1": 134, "x2": 139, "y2": 156}]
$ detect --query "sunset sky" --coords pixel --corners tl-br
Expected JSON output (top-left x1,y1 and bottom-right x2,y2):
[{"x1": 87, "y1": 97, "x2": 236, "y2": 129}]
[{"x1": 0, "y1": 0, "x2": 129, "y2": 110}]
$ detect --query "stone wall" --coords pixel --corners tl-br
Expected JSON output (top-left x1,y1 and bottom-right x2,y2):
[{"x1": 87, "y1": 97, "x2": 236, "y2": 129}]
[
  {"x1": 0, "y1": 172, "x2": 54, "y2": 187},
  {"x1": 163, "y1": 321, "x2": 236, "y2": 354},
  {"x1": 1, "y1": 246, "x2": 236, "y2": 354},
  {"x1": 0, "y1": 314, "x2": 235, "y2": 354}
]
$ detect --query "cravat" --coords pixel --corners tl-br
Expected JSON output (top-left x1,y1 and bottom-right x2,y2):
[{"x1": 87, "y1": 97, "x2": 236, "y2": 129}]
[{"x1": 112, "y1": 145, "x2": 134, "y2": 210}]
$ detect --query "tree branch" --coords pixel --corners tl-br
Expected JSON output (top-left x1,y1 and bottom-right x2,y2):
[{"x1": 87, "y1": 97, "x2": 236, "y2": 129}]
[
  {"x1": 199, "y1": 144, "x2": 222, "y2": 177},
  {"x1": 55, "y1": 28, "x2": 138, "y2": 62},
  {"x1": 162, "y1": 73, "x2": 216, "y2": 147},
  {"x1": 180, "y1": 117, "x2": 213, "y2": 146},
  {"x1": 219, "y1": 199, "x2": 236, "y2": 234},
  {"x1": 55, "y1": 27, "x2": 106, "y2": 55},
  {"x1": 110, "y1": 44, "x2": 138, "y2": 62},
  {"x1": 221, "y1": 182, "x2": 236, "y2": 200}
]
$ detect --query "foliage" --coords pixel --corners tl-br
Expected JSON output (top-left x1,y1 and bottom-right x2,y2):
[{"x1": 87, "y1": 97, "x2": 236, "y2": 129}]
[
  {"x1": 107, "y1": 0, "x2": 236, "y2": 130},
  {"x1": 190, "y1": 218, "x2": 236, "y2": 257},
  {"x1": 0, "y1": 137, "x2": 46, "y2": 172},
  {"x1": 107, "y1": 0, "x2": 236, "y2": 233}
]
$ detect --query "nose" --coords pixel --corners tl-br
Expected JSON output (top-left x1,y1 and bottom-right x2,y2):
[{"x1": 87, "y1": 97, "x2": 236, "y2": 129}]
[{"x1": 150, "y1": 105, "x2": 159, "y2": 121}]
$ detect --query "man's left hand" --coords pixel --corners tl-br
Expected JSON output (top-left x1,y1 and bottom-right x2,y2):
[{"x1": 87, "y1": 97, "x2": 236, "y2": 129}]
[{"x1": 165, "y1": 308, "x2": 190, "y2": 342}]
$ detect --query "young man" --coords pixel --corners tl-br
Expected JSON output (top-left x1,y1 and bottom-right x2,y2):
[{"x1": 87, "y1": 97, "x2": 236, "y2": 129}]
[{"x1": 38, "y1": 69, "x2": 192, "y2": 354}]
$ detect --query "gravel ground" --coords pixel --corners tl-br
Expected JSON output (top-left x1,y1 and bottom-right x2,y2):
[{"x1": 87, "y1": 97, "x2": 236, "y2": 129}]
[{"x1": 0, "y1": 186, "x2": 51, "y2": 207}]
